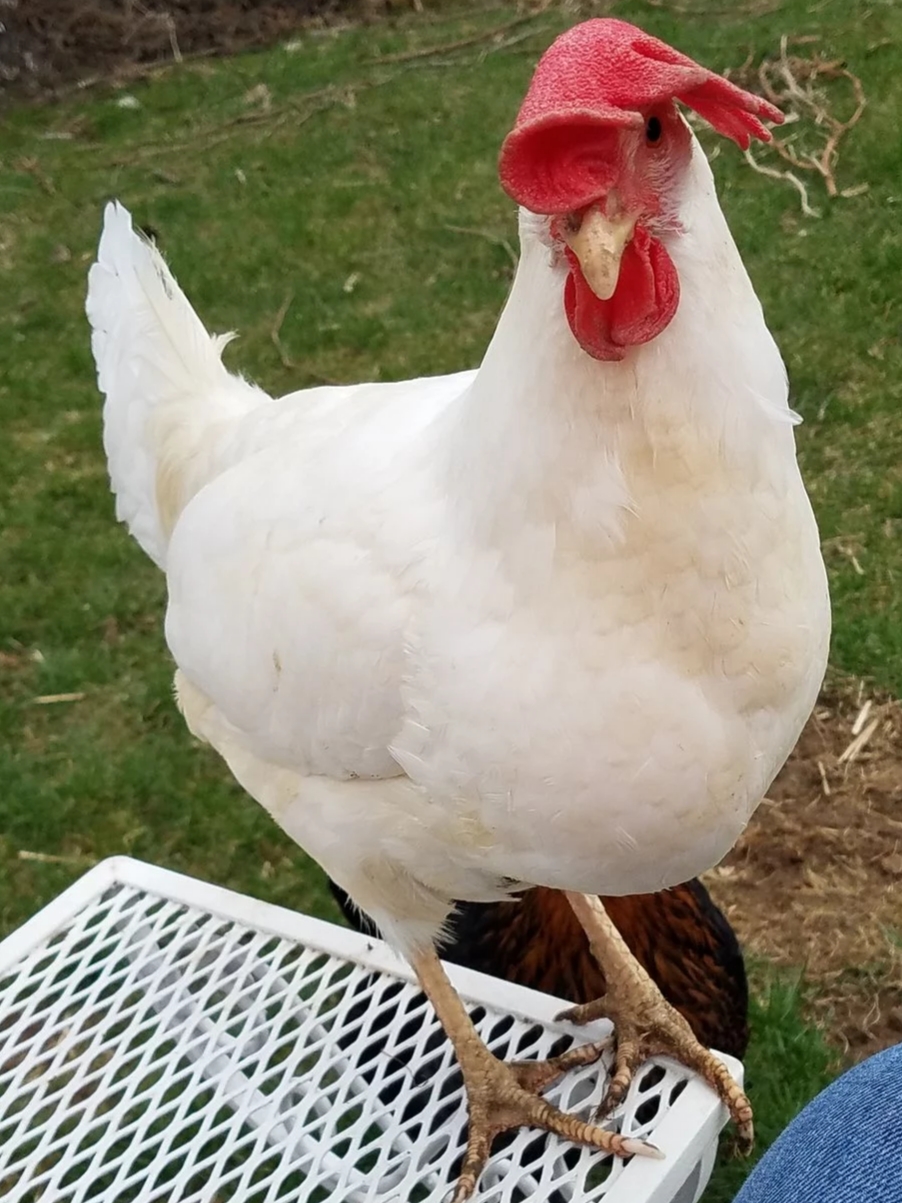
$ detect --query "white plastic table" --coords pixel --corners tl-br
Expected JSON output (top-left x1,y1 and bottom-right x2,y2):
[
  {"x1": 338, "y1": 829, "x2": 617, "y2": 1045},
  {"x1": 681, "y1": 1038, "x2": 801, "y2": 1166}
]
[{"x1": 0, "y1": 857, "x2": 741, "y2": 1202}]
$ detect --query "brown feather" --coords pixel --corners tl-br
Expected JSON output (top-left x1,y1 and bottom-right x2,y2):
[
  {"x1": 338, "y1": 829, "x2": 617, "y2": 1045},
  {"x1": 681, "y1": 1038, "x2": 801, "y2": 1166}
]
[{"x1": 331, "y1": 879, "x2": 749, "y2": 1059}]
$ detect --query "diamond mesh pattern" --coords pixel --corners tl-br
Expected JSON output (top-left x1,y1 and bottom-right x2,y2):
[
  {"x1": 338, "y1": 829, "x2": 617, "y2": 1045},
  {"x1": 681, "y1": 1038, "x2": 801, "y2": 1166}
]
[{"x1": 0, "y1": 861, "x2": 725, "y2": 1202}]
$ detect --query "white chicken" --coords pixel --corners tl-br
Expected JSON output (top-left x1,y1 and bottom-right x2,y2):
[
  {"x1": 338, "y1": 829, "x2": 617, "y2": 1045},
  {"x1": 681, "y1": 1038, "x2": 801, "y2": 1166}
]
[{"x1": 87, "y1": 17, "x2": 830, "y2": 1200}]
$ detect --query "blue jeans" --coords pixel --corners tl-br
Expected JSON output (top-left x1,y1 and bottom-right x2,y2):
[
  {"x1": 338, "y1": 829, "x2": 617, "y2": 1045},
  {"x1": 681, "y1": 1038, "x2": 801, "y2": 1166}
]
[{"x1": 735, "y1": 1042, "x2": 902, "y2": 1202}]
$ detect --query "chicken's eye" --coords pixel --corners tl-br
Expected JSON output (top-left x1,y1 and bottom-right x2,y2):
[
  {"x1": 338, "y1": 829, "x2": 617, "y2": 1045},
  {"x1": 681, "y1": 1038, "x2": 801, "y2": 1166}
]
[{"x1": 645, "y1": 116, "x2": 663, "y2": 145}]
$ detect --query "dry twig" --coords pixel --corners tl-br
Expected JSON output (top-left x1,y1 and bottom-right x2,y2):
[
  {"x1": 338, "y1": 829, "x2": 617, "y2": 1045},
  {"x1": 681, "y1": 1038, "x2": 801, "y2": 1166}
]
[
  {"x1": 728, "y1": 36, "x2": 867, "y2": 214},
  {"x1": 838, "y1": 718, "x2": 880, "y2": 766},
  {"x1": 107, "y1": 79, "x2": 392, "y2": 165},
  {"x1": 851, "y1": 699, "x2": 873, "y2": 738},
  {"x1": 18, "y1": 850, "x2": 95, "y2": 866},
  {"x1": 68, "y1": 48, "x2": 218, "y2": 97},
  {"x1": 161, "y1": 11, "x2": 182, "y2": 64},
  {"x1": 816, "y1": 759, "x2": 831, "y2": 797},
  {"x1": 271, "y1": 291, "x2": 296, "y2": 370},
  {"x1": 743, "y1": 149, "x2": 819, "y2": 217},
  {"x1": 368, "y1": 7, "x2": 551, "y2": 65},
  {"x1": 644, "y1": 0, "x2": 782, "y2": 13}
]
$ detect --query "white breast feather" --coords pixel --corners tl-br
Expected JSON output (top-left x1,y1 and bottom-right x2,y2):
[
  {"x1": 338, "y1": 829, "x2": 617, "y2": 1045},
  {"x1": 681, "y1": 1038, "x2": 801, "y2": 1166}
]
[{"x1": 89, "y1": 142, "x2": 830, "y2": 955}]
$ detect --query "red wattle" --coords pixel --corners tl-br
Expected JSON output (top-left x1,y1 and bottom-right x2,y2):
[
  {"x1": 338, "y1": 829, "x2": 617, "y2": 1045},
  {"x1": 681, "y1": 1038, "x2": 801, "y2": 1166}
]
[{"x1": 563, "y1": 226, "x2": 679, "y2": 361}]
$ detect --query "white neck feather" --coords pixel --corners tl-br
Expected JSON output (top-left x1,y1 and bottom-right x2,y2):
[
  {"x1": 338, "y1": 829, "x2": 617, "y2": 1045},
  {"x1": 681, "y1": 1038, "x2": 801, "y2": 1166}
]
[{"x1": 443, "y1": 140, "x2": 799, "y2": 556}]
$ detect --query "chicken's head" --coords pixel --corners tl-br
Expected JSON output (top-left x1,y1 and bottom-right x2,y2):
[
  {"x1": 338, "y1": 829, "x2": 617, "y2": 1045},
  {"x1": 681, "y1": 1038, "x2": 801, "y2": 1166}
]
[{"x1": 499, "y1": 20, "x2": 782, "y2": 361}]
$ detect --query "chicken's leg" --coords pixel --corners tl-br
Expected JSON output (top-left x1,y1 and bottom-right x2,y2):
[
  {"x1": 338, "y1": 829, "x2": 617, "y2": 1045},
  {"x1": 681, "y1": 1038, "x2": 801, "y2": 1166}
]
[
  {"x1": 412, "y1": 946, "x2": 662, "y2": 1203},
  {"x1": 562, "y1": 892, "x2": 753, "y2": 1150}
]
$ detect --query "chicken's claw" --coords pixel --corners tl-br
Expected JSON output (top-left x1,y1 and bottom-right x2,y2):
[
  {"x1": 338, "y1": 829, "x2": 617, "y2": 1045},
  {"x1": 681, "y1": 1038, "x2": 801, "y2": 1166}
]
[
  {"x1": 450, "y1": 1039, "x2": 662, "y2": 1203},
  {"x1": 558, "y1": 992, "x2": 753, "y2": 1151},
  {"x1": 413, "y1": 945, "x2": 662, "y2": 1203},
  {"x1": 562, "y1": 891, "x2": 754, "y2": 1153}
]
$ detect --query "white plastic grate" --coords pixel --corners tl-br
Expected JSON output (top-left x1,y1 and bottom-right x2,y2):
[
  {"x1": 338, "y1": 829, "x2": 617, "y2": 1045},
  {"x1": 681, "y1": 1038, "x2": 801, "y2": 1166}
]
[{"x1": 0, "y1": 858, "x2": 740, "y2": 1203}]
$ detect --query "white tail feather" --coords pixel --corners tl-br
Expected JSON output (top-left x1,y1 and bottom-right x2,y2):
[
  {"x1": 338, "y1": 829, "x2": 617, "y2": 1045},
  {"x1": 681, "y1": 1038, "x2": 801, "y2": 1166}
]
[{"x1": 86, "y1": 201, "x2": 267, "y2": 568}]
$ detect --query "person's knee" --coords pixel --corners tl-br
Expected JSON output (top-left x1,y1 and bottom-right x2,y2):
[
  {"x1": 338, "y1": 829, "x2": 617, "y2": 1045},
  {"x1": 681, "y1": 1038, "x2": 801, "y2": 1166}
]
[{"x1": 735, "y1": 1044, "x2": 902, "y2": 1203}]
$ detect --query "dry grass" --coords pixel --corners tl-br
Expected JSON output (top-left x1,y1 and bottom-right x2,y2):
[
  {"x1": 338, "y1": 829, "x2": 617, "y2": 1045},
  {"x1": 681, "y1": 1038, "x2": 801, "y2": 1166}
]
[{"x1": 728, "y1": 36, "x2": 868, "y2": 215}]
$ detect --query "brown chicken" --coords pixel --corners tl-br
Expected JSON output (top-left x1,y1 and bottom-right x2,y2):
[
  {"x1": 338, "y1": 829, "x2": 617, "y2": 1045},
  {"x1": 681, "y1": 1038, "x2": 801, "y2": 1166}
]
[{"x1": 331, "y1": 879, "x2": 749, "y2": 1061}]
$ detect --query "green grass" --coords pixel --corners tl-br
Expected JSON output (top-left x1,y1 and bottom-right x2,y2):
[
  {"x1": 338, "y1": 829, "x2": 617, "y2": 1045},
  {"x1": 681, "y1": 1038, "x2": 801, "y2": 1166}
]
[{"x1": 0, "y1": 0, "x2": 898, "y2": 1193}]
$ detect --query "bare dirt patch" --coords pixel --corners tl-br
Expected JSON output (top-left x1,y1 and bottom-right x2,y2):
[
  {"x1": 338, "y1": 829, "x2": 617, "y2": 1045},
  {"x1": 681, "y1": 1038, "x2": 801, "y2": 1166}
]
[
  {"x1": 0, "y1": 0, "x2": 382, "y2": 102},
  {"x1": 707, "y1": 678, "x2": 902, "y2": 1060}
]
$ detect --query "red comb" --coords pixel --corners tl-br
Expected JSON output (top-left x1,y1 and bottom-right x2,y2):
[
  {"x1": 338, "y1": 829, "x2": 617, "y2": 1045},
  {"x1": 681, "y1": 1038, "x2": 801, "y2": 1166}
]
[{"x1": 500, "y1": 19, "x2": 783, "y2": 213}]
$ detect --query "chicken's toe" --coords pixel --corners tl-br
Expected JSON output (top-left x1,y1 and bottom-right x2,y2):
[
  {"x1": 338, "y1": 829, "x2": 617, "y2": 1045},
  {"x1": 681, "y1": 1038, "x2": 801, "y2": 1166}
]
[
  {"x1": 450, "y1": 1041, "x2": 661, "y2": 1203},
  {"x1": 560, "y1": 991, "x2": 751, "y2": 1143},
  {"x1": 413, "y1": 944, "x2": 661, "y2": 1202},
  {"x1": 562, "y1": 891, "x2": 753, "y2": 1151}
]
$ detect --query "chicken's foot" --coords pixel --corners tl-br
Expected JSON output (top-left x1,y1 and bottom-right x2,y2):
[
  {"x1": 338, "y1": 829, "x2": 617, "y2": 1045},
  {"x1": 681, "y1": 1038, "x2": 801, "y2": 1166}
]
[
  {"x1": 412, "y1": 946, "x2": 662, "y2": 1203},
  {"x1": 562, "y1": 892, "x2": 753, "y2": 1151}
]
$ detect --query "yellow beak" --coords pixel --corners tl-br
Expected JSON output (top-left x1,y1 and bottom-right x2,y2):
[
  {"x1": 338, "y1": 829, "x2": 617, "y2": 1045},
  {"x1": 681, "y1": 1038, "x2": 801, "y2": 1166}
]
[{"x1": 562, "y1": 204, "x2": 637, "y2": 301}]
